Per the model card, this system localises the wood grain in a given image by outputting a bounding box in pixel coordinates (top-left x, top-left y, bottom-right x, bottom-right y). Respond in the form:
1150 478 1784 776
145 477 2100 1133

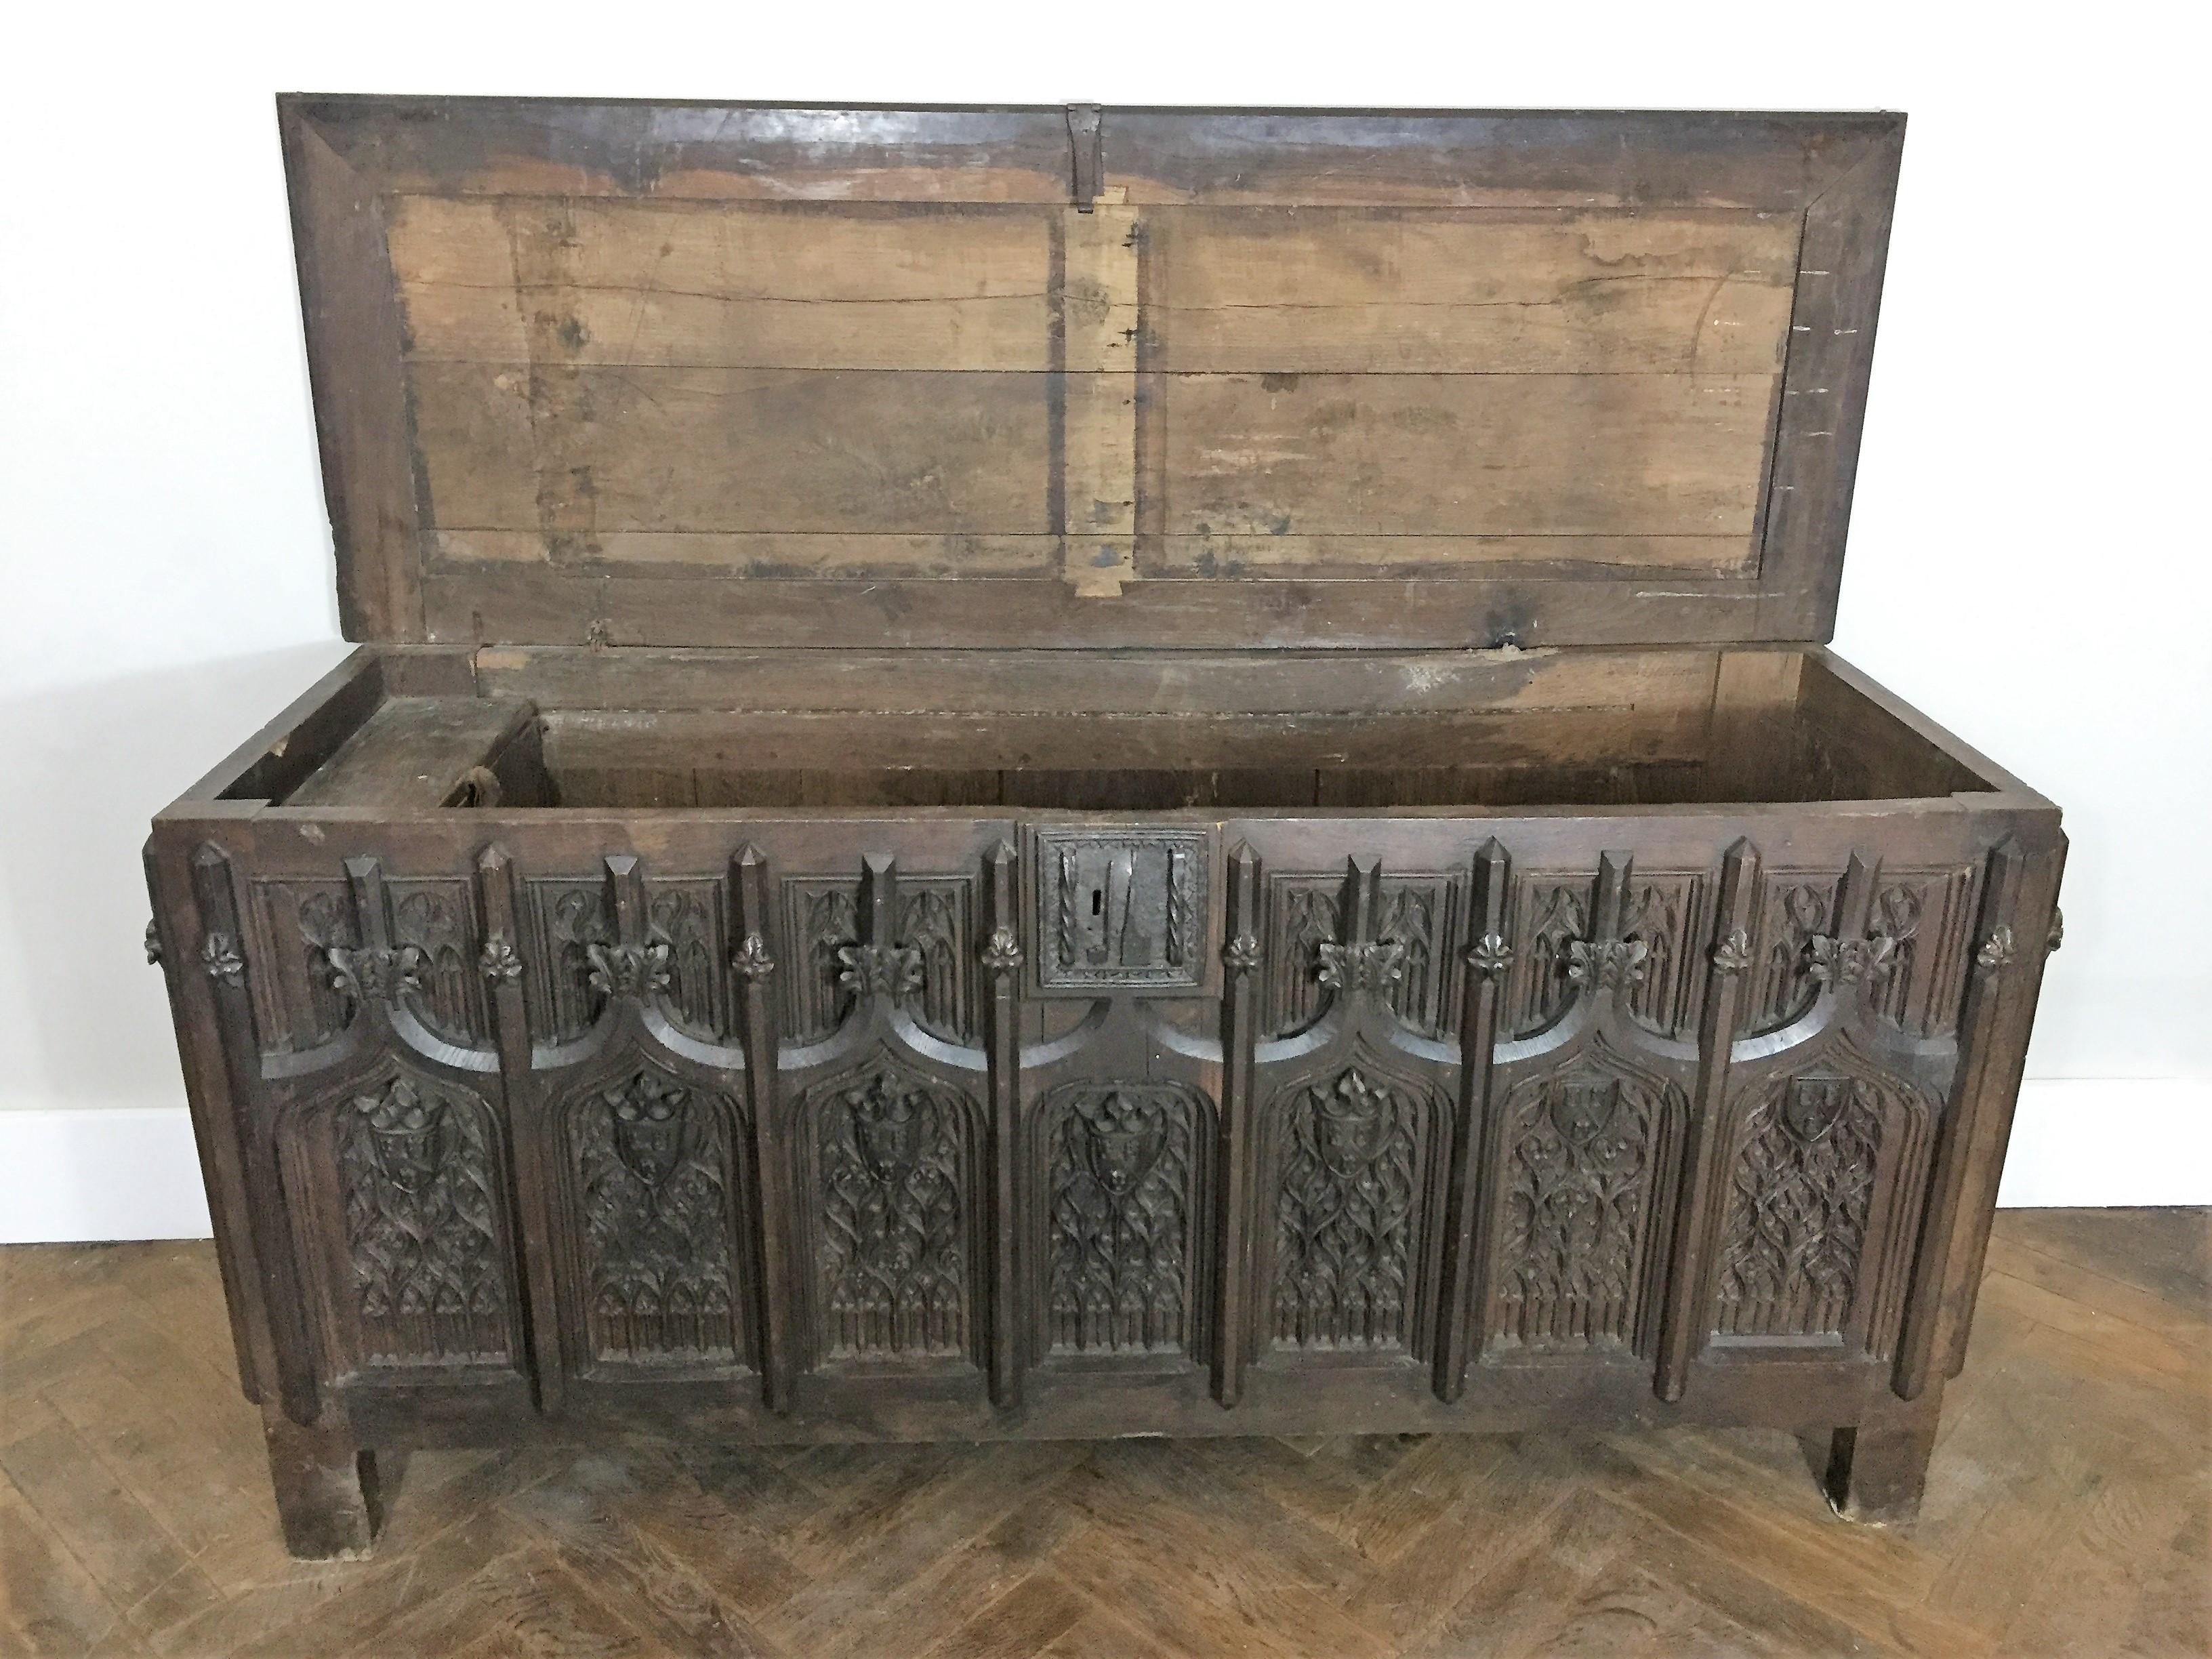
5 1215 2198 1657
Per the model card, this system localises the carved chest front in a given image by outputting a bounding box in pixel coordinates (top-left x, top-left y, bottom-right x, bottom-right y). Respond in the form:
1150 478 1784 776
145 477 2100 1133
145 97 2064 1557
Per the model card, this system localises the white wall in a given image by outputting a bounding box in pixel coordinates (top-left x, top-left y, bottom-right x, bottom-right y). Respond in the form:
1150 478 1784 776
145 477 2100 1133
2 0 2205 1238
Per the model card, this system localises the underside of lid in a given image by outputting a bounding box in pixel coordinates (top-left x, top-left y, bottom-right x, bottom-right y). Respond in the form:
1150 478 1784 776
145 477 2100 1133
279 98 1903 651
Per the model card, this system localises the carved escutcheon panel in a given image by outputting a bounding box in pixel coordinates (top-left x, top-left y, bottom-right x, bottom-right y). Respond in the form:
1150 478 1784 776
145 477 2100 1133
1031 828 1210 994
806 1061 982 1361
1267 1057 1443 1353
324 1073 514 1368
1040 1082 1210 1357
566 1066 747 1367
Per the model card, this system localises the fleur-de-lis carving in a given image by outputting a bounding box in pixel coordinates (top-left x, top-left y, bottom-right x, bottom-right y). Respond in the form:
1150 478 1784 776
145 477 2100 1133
1805 933 1898 988
199 931 244 985
1222 933 1263 975
731 932 777 983
586 941 672 999
1565 937 1648 989
979 926 1024 977
1316 937 1406 994
1975 926 2018 975
328 944 427 1002
837 942 924 999
478 933 524 985
144 920 163 966
1711 928 1754 975
1465 932 1513 981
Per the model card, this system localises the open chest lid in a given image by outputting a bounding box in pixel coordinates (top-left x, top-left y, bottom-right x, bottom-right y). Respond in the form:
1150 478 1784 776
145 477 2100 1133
281 96 1902 653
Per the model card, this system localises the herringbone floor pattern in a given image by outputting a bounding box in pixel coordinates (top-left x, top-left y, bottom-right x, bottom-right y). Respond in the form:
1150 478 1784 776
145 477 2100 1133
1 1210 2205 1658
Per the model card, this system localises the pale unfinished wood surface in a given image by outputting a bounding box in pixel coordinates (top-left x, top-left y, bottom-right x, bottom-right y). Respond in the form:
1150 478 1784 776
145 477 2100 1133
3 1210 2202 1657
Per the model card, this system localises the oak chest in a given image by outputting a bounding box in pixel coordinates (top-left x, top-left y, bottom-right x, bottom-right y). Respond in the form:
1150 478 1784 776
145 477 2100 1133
145 98 2065 1557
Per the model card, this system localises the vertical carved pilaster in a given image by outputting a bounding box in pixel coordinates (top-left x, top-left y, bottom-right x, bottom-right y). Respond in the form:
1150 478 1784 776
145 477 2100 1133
981 842 1023 1408
192 843 320 1427
1434 838 1511 1402
731 844 794 1412
1895 836 2033 1401
477 845 565 1413
1654 837 1761 1401
1212 843 1261 1408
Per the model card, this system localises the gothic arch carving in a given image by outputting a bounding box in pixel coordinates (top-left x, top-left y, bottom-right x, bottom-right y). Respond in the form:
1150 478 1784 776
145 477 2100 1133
1032 1080 1214 1359
1490 1036 1685 1354
798 1057 986 1365
554 1061 750 1369
1712 1035 1937 1357
1260 1046 1448 1356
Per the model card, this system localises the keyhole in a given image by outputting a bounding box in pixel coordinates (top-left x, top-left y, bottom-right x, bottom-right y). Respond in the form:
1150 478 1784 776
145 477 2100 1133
1091 888 1104 917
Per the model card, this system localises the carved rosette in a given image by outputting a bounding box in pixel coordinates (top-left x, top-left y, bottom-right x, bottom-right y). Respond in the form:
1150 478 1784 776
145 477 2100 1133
199 931 245 985
1465 933 1513 982
1711 928 1754 976
731 933 777 983
1042 1082 1204 1355
1223 933 1263 977
1975 926 2019 976
570 1069 742 1364
979 926 1024 979
330 1076 510 1366
479 933 525 985
809 1065 977 1359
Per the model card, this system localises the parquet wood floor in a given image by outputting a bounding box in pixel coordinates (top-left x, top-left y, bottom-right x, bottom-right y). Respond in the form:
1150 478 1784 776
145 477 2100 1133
2 1209 2205 1658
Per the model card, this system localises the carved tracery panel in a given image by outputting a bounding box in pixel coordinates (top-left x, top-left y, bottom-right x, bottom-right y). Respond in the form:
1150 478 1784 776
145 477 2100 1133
567 1067 745 1366
1491 1044 1682 1353
1040 1082 1208 1356
1261 874 1460 1038
1713 1045 1935 1353
807 1062 981 1361
1267 1057 1441 1353
327 1074 512 1367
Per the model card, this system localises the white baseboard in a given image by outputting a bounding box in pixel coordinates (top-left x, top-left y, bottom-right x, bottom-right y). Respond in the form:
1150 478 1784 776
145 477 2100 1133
1 1080 2205 1244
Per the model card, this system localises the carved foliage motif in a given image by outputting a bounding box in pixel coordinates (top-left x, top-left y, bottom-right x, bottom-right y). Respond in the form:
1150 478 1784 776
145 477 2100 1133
649 884 727 1038
1043 1084 1204 1355
1262 875 1460 1038
1493 1046 1678 1351
1714 1071 1885 1343
779 878 974 1042
1744 876 1841 1036
390 883 488 1043
527 881 613 1042
1270 1060 1435 1352
331 1076 510 1366
1504 876 1591 1037
571 1068 743 1364
811 1065 977 1359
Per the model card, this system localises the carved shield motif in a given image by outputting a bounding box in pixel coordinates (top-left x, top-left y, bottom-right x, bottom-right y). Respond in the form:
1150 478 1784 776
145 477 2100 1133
1314 1069 1393 1174
360 1080 450 1194
1782 1076 1851 1144
1549 1078 1622 1148
609 1076 691 1187
848 1073 925 1181
1078 1090 1168 1196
